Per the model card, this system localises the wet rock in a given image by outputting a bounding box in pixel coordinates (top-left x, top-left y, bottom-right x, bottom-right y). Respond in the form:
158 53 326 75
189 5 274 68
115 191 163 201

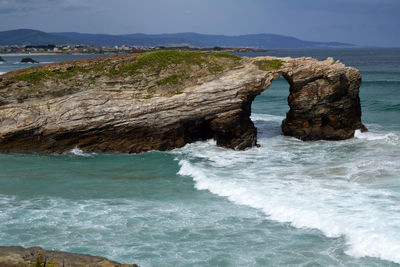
0 56 5 62
0 246 139 267
20 57 39 63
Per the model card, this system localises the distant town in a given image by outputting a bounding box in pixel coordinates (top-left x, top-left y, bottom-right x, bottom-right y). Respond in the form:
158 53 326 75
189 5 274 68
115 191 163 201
0 44 267 54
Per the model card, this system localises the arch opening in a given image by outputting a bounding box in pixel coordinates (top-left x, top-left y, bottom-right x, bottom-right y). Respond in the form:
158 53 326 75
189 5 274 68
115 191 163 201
250 76 290 139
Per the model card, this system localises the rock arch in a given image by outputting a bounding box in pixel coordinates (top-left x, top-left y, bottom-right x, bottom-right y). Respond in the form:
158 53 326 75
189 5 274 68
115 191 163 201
0 55 366 153
209 56 367 150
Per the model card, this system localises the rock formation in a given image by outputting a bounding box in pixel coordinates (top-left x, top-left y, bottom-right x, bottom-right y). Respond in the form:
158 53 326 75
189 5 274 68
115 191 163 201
0 56 5 62
281 57 367 140
0 246 138 266
20 57 39 63
0 51 366 153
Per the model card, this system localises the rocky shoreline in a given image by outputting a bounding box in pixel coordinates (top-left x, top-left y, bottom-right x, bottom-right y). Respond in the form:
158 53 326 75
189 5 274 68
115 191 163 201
0 51 366 153
0 246 138 266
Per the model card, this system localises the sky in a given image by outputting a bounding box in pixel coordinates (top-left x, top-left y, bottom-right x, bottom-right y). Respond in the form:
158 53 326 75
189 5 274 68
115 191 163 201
0 0 399 47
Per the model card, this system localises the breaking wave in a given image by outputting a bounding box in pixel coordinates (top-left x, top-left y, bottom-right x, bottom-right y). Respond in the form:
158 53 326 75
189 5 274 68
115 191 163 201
175 114 400 264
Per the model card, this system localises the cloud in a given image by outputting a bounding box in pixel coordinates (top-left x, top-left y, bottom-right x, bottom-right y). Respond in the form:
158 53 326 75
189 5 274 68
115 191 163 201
61 0 89 10
276 0 400 13
0 0 29 14
0 0 90 14
0 0 56 14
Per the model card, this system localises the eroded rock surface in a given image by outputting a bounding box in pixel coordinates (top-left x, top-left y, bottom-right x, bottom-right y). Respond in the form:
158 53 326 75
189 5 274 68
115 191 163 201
0 51 366 153
0 246 138 267
281 56 367 140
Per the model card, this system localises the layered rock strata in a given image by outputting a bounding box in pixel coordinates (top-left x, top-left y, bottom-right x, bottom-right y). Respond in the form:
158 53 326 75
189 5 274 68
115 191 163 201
0 246 138 266
0 51 366 153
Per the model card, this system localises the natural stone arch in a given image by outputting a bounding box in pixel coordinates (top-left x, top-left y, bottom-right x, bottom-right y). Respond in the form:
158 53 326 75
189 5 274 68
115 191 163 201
0 54 366 153
209 56 367 149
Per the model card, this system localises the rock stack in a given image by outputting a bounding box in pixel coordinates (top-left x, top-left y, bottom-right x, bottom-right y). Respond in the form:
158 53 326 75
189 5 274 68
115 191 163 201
20 57 39 63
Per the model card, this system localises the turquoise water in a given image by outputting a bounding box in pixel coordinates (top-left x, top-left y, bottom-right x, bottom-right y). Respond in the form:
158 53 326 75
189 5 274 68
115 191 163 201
0 49 400 266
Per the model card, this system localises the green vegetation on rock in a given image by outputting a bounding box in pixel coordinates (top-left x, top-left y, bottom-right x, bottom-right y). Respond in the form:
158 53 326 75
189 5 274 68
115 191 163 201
14 66 91 83
4 50 243 101
158 74 184 86
254 59 284 71
35 255 57 267
15 70 53 83
114 50 241 76
13 51 242 84
210 52 241 60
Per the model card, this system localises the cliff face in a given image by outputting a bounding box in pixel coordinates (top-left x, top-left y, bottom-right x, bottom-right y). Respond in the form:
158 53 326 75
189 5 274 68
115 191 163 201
0 51 366 153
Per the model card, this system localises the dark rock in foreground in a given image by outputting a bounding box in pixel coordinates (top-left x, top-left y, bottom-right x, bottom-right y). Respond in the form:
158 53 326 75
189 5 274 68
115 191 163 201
0 246 139 266
20 57 39 63
0 51 366 153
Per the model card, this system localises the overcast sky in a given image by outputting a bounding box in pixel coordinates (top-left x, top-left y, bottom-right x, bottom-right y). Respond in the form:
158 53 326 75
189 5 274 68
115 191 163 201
0 0 399 47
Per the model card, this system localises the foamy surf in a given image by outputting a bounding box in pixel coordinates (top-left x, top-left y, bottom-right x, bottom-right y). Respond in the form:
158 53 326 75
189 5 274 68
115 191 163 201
354 129 400 144
250 113 284 122
68 147 95 157
175 123 400 264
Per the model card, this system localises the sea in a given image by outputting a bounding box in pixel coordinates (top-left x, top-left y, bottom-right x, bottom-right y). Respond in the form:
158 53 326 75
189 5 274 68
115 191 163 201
0 49 399 266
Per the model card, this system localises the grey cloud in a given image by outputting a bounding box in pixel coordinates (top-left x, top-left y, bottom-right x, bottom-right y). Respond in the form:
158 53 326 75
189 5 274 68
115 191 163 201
277 0 400 12
0 0 56 14
61 0 90 10
0 0 83 14
0 0 29 14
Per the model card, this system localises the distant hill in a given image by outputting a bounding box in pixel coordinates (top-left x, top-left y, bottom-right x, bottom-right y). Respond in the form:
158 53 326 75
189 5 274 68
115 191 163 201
0 29 77 45
0 29 355 48
52 32 355 48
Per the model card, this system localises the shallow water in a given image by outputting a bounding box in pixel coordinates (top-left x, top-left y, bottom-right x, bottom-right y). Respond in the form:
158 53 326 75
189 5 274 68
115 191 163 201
0 49 399 266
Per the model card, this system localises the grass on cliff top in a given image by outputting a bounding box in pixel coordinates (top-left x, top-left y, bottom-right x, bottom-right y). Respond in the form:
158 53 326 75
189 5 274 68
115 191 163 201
14 70 52 83
14 66 90 83
113 50 241 76
254 59 284 71
12 50 242 84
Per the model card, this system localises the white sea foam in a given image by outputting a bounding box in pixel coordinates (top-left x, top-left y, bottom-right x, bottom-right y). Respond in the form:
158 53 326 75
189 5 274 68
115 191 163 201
68 147 94 157
0 72 4 75
250 113 284 122
355 129 400 143
175 124 400 264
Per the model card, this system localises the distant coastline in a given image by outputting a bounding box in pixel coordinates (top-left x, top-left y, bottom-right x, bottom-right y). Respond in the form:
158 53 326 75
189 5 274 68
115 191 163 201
0 29 355 49
0 46 268 55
